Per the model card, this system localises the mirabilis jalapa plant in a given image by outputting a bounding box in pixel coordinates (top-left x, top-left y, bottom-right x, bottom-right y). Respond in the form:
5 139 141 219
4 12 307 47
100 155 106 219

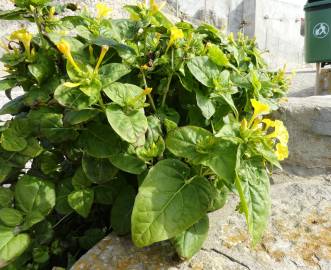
0 0 289 268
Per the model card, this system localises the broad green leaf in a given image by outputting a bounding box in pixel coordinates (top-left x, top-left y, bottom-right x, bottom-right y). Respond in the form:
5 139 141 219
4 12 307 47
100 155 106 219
0 227 30 264
68 189 94 218
99 63 131 86
187 56 220 87
35 151 62 175
0 159 13 184
103 82 145 109
0 208 23 227
172 215 209 259
28 53 53 83
0 8 26 20
32 246 49 264
63 109 99 125
32 221 53 245
54 84 91 110
0 188 13 208
72 166 92 190
79 122 121 158
109 153 146 175
79 79 101 102
55 179 73 215
78 228 105 250
0 79 16 91
106 104 147 145
203 142 237 187
0 96 26 115
94 180 126 205
111 185 136 235
15 175 55 228
82 153 118 184
20 138 43 158
207 44 230 67
209 184 228 212
166 126 215 164
1 129 27 152
132 159 212 247
235 158 271 245
195 89 215 119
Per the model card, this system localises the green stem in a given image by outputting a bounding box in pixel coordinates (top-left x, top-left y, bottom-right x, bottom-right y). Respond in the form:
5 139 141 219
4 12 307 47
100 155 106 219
161 73 173 107
141 71 156 112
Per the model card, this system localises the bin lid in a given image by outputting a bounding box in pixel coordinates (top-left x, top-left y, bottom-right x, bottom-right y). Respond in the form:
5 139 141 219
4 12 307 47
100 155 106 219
305 0 331 10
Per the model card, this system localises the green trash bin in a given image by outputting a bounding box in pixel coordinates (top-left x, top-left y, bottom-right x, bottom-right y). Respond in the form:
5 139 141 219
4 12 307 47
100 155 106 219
305 0 331 63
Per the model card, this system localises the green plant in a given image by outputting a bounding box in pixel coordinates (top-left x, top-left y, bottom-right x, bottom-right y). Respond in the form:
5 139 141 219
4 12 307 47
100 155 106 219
0 0 289 268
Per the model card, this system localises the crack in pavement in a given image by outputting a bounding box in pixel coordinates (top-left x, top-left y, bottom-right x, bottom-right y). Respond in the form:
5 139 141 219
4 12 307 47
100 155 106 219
202 248 251 270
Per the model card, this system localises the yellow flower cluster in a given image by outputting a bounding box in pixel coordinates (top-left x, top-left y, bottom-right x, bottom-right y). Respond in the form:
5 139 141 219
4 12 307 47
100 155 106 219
96 3 112 19
10 29 33 56
249 99 289 161
150 0 166 14
56 40 81 72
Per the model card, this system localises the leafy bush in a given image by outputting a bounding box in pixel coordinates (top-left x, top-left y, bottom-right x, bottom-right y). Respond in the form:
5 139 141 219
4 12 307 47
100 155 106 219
0 0 289 268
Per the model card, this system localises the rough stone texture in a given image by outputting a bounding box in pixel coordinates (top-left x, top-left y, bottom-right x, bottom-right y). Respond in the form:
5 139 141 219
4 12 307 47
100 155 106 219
71 175 331 270
274 96 331 175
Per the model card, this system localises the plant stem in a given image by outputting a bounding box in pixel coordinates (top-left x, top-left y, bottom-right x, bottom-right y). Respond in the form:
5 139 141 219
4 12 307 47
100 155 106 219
161 73 172 107
141 71 156 112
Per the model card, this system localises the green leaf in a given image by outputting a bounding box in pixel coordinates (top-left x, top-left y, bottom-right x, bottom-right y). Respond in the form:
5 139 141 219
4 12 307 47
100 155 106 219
187 56 220 87
68 189 94 218
195 89 215 119
209 183 228 212
109 152 146 175
166 126 215 164
0 159 13 184
131 159 212 247
0 208 23 227
79 122 121 158
54 84 91 110
0 188 13 208
72 166 92 190
203 142 237 187
235 158 271 245
207 44 230 67
0 79 16 91
0 227 30 264
1 128 27 152
15 175 56 228
94 180 126 205
28 53 53 84
172 215 209 259
20 138 43 158
55 179 73 215
111 185 136 235
63 109 99 125
32 246 49 264
99 63 131 86
106 104 147 145
103 82 145 109
0 96 26 115
78 228 105 250
0 8 26 20
82 153 118 184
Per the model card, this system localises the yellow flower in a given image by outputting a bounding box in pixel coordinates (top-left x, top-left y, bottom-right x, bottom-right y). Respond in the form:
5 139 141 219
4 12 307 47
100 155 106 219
150 0 166 14
251 99 270 116
275 143 288 161
273 120 289 145
49 6 56 19
143 87 153 95
56 40 81 72
94 45 109 73
10 29 33 56
262 118 275 130
166 26 184 52
96 3 112 19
